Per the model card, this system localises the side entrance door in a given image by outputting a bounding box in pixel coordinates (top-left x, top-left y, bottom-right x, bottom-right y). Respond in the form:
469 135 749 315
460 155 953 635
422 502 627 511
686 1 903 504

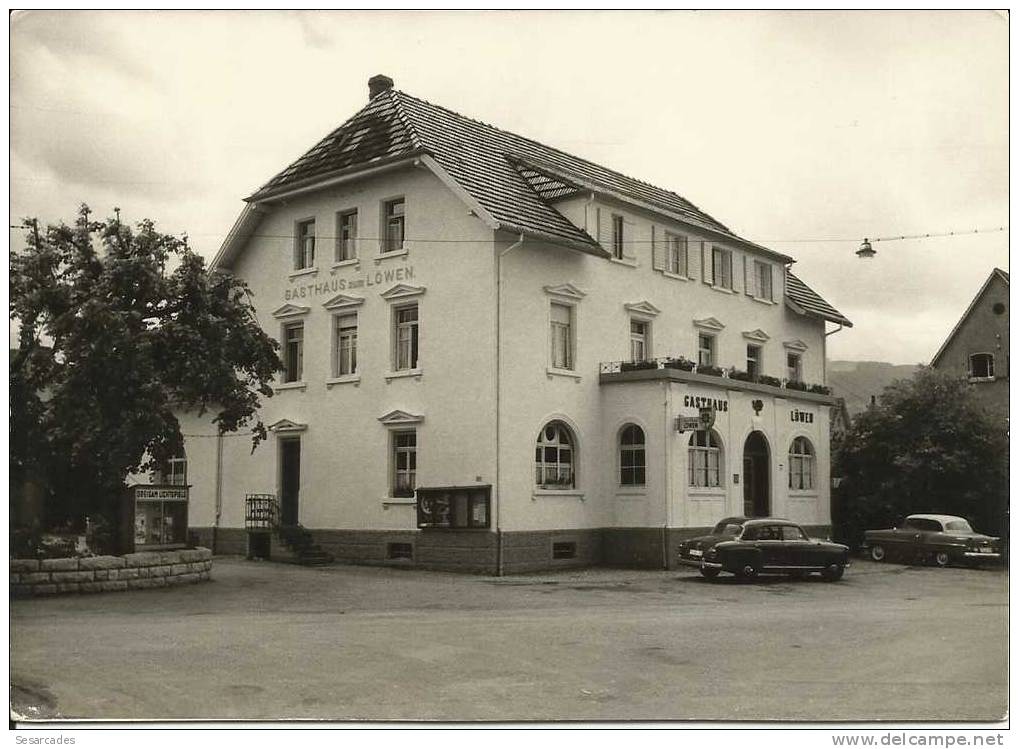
279 438 301 526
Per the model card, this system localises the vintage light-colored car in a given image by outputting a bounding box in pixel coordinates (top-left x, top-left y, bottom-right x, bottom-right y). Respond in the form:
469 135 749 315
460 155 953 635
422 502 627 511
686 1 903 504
677 517 850 581
863 514 1002 567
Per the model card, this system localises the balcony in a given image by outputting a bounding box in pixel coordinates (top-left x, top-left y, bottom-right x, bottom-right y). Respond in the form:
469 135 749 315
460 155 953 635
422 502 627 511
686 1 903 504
599 357 837 405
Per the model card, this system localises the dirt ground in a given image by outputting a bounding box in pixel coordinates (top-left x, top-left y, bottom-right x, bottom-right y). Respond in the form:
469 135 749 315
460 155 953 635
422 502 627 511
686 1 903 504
10 557 1008 723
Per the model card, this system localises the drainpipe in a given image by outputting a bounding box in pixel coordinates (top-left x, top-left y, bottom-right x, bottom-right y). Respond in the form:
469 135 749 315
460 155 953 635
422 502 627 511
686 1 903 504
213 431 223 554
495 233 526 577
662 380 672 570
823 324 844 386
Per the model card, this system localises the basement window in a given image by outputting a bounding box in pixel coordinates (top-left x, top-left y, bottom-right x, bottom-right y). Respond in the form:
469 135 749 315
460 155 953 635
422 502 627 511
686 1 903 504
552 541 577 560
387 542 413 560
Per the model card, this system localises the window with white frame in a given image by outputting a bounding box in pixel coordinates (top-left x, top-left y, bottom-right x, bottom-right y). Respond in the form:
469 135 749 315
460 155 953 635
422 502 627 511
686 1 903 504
712 247 733 289
698 333 715 367
394 304 419 370
154 447 187 486
969 353 995 379
283 322 304 382
666 232 688 276
392 430 417 497
550 302 574 370
383 198 405 253
688 430 723 488
787 352 802 383
336 209 358 262
755 260 773 300
333 313 358 376
535 421 576 489
619 424 646 486
611 214 625 259
746 344 762 379
295 219 315 270
630 319 649 362
788 436 815 490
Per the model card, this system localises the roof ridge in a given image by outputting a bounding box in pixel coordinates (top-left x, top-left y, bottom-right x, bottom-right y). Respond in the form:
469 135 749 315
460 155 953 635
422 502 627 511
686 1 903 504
393 89 731 233
388 89 426 152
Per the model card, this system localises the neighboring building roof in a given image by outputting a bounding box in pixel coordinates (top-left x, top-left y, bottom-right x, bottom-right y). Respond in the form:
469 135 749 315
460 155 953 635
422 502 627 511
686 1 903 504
784 270 853 327
930 267 1009 367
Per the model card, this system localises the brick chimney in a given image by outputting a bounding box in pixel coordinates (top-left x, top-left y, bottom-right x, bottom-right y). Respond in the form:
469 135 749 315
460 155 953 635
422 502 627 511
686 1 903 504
369 74 394 99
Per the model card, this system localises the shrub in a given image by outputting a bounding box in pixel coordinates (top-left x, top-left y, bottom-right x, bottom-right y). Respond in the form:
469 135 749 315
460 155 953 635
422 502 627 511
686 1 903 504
697 364 724 377
785 380 808 391
758 375 782 387
809 383 832 395
727 368 755 382
663 357 696 371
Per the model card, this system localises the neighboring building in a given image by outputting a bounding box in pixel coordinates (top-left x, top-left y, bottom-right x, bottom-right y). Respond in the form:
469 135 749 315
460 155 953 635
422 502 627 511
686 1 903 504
173 75 852 573
930 268 1009 419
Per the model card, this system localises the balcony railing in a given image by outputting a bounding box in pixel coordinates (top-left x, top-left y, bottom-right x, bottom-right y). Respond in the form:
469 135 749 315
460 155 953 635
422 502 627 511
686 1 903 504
245 493 279 531
599 357 832 396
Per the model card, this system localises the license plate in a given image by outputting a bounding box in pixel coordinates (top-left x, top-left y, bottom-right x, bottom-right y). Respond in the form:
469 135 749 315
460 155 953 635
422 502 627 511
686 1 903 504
980 547 993 553
689 549 703 558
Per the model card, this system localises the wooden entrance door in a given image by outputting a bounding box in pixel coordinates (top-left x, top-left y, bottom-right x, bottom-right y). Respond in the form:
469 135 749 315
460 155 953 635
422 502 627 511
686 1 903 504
279 439 301 526
742 431 770 517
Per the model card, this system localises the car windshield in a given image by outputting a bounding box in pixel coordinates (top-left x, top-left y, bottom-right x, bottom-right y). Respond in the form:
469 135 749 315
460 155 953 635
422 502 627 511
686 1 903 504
712 521 744 536
944 520 973 533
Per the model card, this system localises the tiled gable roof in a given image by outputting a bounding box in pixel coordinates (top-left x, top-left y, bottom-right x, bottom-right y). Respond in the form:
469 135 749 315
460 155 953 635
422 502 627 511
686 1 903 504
250 89 755 253
785 271 853 327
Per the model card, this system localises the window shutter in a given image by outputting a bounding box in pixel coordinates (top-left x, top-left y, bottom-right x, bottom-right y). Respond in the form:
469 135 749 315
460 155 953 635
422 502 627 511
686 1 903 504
595 208 602 245
622 217 637 262
652 226 665 271
701 242 713 285
731 252 742 293
743 255 753 297
768 264 776 302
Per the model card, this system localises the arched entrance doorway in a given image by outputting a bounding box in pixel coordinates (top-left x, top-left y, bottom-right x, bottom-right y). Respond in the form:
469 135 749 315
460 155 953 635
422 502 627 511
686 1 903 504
742 431 770 517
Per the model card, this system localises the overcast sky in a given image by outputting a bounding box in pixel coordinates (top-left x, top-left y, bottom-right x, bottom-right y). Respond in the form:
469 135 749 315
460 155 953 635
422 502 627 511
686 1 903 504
10 10 1008 364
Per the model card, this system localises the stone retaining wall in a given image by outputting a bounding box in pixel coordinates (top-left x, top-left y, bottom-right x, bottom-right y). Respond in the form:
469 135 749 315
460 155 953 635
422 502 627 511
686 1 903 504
10 547 212 597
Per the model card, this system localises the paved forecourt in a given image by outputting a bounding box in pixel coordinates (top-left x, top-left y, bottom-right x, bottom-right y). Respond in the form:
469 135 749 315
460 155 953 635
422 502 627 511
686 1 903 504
10 557 1007 722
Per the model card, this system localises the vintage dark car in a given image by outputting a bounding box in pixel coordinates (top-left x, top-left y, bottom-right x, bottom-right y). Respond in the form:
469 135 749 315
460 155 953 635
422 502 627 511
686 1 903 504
677 517 850 581
863 514 1002 567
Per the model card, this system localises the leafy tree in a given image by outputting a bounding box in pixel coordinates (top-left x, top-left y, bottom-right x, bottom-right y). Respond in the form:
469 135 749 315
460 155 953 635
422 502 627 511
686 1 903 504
10 205 282 530
832 367 1008 549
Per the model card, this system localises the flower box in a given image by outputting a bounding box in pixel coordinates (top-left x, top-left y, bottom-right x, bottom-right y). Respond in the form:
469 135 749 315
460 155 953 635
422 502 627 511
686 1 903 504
758 375 782 387
621 359 660 372
663 357 696 371
785 380 808 391
697 364 724 377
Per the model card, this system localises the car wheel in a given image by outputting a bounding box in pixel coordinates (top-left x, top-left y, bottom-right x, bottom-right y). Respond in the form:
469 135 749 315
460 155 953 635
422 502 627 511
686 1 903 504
933 551 950 567
699 567 720 579
869 545 886 562
821 563 845 582
738 563 759 579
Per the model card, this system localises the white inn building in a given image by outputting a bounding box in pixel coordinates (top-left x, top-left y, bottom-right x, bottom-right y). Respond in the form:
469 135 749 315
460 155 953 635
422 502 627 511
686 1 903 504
173 75 852 573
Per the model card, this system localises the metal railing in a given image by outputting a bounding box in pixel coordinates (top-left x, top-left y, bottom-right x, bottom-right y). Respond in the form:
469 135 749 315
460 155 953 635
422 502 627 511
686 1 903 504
245 493 279 531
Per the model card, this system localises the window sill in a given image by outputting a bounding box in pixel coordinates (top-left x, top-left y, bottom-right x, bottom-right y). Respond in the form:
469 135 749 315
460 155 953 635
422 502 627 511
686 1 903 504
330 259 359 272
687 488 726 498
616 489 647 498
381 497 417 507
661 270 691 281
968 376 996 383
532 489 585 501
547 367 582 381
750 295 777 305
609 257 638 268
326 375 361 388
274 381 307 392
386 368 423 381
709 284 735 294
288 267 319 281
788 490 819 498
373 249 408 263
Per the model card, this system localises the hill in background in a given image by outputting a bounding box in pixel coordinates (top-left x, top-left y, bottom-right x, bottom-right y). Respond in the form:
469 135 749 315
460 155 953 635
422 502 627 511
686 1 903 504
827 360 921 415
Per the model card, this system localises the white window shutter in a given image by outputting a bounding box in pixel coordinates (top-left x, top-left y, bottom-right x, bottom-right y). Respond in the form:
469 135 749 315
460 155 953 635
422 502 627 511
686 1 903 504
622 217 637 262
743 255 753 296
769 264 776 302
701 242 713 285
732 252 742 293
651 226 665 271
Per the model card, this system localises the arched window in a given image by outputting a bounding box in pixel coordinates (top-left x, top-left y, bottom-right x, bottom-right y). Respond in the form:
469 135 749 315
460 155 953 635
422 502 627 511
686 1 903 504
788 437 815 490
535 421 575 489
619 424 646 486
969 353 995 379
688 430 723 488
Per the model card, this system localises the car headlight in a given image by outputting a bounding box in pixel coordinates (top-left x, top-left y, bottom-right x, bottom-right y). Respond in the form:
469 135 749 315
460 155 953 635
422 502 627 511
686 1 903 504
705 548 717 560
